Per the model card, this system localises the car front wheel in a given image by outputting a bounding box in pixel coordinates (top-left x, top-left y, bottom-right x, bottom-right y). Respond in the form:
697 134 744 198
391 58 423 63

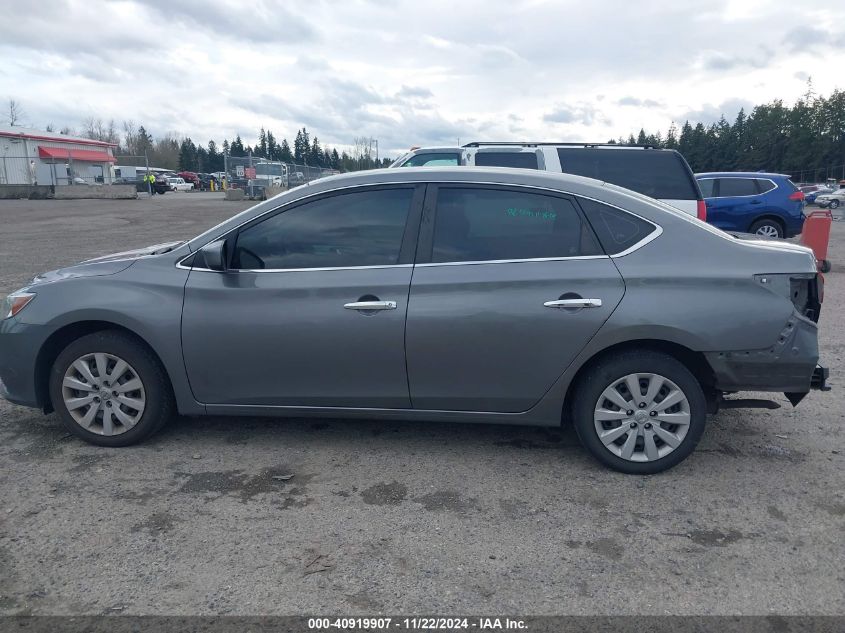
571 350 707 474
49 331 174 447
830 199 840 209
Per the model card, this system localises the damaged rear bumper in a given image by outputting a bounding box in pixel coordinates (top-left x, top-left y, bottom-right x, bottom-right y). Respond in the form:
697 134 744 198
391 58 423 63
704 311 827 406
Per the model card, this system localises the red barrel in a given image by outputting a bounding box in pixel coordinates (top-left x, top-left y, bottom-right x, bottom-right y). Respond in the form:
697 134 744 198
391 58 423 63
800 209 833 272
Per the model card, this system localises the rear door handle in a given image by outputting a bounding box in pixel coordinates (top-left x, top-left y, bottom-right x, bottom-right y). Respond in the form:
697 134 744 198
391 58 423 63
344 301 397 311
750 199 762 204
544 299 602 309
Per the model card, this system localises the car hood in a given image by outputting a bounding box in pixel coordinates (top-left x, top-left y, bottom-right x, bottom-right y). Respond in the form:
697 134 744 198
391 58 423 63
81 240 185 264
29 241 184 286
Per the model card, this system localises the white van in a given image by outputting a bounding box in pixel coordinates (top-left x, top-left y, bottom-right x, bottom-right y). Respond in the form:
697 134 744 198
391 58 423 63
390 142 706 219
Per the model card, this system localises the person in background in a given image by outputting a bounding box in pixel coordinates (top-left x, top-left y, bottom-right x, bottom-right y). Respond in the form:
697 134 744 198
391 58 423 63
145 171 156 195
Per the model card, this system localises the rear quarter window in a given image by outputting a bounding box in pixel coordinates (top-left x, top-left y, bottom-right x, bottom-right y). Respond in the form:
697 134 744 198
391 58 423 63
577 197 658 255
697 178 715 197
474 152 539 169
755 179 776 194
557 148 699 200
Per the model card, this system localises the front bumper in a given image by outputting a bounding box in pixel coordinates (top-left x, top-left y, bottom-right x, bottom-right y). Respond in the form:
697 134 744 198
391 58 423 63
0 318 51 408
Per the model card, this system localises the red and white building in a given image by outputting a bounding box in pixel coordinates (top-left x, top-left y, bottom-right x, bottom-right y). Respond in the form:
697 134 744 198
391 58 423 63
0 126 117 186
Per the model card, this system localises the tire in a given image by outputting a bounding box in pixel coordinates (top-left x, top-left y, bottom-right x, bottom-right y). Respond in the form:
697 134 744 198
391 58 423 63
749 218 784 239
49 331 174 447
820 259 832 273
571 350 707 474
830 199 840 209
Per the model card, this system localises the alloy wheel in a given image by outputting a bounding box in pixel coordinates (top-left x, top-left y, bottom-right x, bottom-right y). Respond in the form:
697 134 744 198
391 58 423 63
593 372 691 463
755 224 780 238
61 352 146 436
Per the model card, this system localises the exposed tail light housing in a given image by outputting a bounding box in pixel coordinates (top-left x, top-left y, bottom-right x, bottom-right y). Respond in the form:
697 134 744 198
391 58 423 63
789 191 805 201
697 199 707 221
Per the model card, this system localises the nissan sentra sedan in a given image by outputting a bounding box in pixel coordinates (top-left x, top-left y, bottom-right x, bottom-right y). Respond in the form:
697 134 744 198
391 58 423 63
0 167 829 474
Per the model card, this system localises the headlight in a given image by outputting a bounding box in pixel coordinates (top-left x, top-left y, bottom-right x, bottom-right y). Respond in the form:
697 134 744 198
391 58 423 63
2 291 36 319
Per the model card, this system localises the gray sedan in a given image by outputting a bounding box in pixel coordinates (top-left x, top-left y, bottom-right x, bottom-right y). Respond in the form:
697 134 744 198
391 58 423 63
0 168 828 473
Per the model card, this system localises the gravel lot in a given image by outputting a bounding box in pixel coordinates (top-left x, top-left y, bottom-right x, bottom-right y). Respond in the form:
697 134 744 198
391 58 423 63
1 193 843 616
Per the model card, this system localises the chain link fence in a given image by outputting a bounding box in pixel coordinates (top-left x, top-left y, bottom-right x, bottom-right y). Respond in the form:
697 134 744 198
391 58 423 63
791 164 845 186
224 155 339 198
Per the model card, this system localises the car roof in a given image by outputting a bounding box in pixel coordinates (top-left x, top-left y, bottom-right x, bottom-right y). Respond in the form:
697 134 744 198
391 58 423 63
297 166 609 193
696 171 792 179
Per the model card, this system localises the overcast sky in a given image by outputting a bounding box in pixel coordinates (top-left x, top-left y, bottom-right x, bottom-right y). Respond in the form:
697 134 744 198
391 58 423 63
4 0 845 156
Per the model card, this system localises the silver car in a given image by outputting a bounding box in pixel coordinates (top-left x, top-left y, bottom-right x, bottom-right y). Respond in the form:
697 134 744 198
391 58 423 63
0 168 828 474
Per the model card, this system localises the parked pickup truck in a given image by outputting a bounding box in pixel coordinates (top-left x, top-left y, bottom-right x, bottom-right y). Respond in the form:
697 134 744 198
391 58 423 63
167 177 194 192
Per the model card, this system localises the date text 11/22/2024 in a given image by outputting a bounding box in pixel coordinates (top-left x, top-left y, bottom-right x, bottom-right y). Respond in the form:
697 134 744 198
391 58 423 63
308 617 528 630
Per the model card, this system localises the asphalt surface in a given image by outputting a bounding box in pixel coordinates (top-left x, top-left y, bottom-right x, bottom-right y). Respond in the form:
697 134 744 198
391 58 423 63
0 193 843 616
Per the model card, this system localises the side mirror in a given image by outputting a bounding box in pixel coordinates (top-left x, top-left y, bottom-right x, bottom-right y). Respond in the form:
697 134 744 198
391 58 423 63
199 239 227 271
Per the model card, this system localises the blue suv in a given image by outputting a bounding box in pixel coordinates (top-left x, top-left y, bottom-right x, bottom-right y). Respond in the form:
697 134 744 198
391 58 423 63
695 172 805 238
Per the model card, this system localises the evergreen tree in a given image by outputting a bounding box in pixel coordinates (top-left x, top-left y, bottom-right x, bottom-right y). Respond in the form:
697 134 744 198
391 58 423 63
230 135 245 157
310 136 323 167
665 122 678 149
179 138 198 171
258 127 267 158
279 139 293 163
207 140 220 172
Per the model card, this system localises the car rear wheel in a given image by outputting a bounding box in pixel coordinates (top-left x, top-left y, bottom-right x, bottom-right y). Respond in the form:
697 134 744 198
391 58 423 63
749 218 783 239
571 350 707 474
49 331 174 447
830 199 840 209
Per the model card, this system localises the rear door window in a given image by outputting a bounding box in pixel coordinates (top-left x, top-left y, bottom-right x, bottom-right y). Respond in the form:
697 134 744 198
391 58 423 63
474 152 539 169
556 148 698 200
718 178 757 197
577 197 658 255
430 187 602 263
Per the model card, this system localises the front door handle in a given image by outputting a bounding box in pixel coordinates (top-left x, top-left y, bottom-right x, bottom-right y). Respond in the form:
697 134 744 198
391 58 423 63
544 298 602 309
344 300 397 311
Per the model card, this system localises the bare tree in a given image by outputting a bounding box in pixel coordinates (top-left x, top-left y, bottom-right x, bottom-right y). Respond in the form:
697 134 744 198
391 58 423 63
7 99 24 126
122 120 138 155
83 117 120 144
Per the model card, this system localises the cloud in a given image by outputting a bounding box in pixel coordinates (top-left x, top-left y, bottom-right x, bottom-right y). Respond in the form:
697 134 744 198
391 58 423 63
135 0 317 44
543 103 610 126
617 96 663 108
782 26 845 53
676 98 756 125
396 85 433 100
4 0 845 157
